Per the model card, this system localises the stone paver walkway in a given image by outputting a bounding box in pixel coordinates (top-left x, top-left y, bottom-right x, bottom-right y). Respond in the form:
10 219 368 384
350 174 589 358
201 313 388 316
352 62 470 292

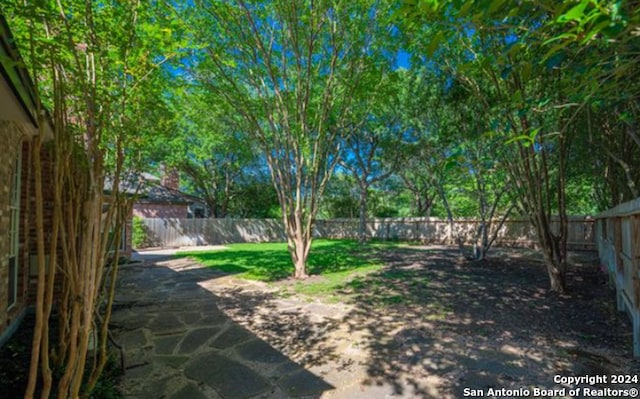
111 254 334 399
113 248 638 399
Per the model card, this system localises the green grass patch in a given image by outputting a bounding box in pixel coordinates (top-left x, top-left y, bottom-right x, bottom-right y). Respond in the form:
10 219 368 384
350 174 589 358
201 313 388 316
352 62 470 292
177 239 400 283
291 264 381 301
176 239 440 302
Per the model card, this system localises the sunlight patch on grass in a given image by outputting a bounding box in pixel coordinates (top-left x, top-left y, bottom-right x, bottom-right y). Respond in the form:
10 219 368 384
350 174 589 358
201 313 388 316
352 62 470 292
291 264 382 302
177 239 398 284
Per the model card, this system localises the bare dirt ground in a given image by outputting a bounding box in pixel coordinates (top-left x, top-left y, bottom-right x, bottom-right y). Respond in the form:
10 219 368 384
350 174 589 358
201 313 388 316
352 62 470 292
202 246 639 398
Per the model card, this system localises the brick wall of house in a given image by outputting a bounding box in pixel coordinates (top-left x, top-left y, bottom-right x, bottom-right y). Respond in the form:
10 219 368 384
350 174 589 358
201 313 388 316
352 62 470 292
17 142 32 319
133 203 189 219
0 121 27 342
0 124 57 346
23 142 55 305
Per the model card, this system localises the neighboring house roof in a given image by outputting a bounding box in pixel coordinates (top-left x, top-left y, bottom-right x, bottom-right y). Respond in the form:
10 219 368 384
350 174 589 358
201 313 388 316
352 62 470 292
136 183 204 206
0 14 53 138
104 173 146 197
140 172 160 182
105 173 205 206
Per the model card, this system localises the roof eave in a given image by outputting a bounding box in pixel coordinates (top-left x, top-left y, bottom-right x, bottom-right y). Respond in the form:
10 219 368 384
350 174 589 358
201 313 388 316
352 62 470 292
0 14 53 139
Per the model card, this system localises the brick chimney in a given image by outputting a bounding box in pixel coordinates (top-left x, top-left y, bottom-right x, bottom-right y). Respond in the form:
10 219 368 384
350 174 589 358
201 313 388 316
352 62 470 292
160 165 180 190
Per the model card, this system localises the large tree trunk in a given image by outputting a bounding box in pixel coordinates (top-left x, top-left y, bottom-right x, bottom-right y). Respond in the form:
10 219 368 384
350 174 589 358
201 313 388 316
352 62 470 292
292 242 309 279
505 112 570 293
437 183 465 256
358 185 368 243
285 210 311 279
543 241 567 293
525 211 569 294
531 209 568 293
205 195 218 218
546 261 566 292
472 222 488 261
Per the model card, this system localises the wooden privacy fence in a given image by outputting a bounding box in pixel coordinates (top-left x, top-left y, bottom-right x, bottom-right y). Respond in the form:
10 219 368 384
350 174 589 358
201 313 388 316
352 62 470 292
139 218 286 248
138 216 595 250
314 216 594 249
595 198 640 357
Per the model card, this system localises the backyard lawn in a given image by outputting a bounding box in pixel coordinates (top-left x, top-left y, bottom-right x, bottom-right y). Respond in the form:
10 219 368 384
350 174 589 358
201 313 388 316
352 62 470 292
178 239 403 299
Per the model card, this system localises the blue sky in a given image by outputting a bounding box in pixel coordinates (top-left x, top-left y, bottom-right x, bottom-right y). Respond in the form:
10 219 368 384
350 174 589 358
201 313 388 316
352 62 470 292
395 50 411 70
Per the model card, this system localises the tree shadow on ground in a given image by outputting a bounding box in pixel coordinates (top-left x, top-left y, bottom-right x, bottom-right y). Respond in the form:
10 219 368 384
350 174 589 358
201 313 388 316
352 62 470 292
129 246 639 399
111 256 335 399
209 286 345 368
335 247 638 398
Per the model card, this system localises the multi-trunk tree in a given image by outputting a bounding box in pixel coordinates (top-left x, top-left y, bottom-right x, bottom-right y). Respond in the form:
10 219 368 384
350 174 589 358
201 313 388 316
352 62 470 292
397 0 640 290
3 1 181 396
187 0 389 278
398 2 576 289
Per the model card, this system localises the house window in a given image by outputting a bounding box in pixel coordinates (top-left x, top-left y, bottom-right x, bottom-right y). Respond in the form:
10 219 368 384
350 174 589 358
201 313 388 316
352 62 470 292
8 149 21 309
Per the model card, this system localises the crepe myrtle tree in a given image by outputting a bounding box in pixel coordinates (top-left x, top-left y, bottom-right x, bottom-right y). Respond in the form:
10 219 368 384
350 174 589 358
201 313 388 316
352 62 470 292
189 0 389 278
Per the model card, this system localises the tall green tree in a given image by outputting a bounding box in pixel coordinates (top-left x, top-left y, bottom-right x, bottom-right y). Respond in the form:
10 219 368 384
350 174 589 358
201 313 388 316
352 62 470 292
395 70 473 249
3 1 182 396
339 72 405 242
401 0 640 208
164 87 262 218
320 172 360 218
187 0 389 277
399 2 580 289
440 74 516 260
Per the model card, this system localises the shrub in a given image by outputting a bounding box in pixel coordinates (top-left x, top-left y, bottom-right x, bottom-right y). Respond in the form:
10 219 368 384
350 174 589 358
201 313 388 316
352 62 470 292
131 216 147 249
